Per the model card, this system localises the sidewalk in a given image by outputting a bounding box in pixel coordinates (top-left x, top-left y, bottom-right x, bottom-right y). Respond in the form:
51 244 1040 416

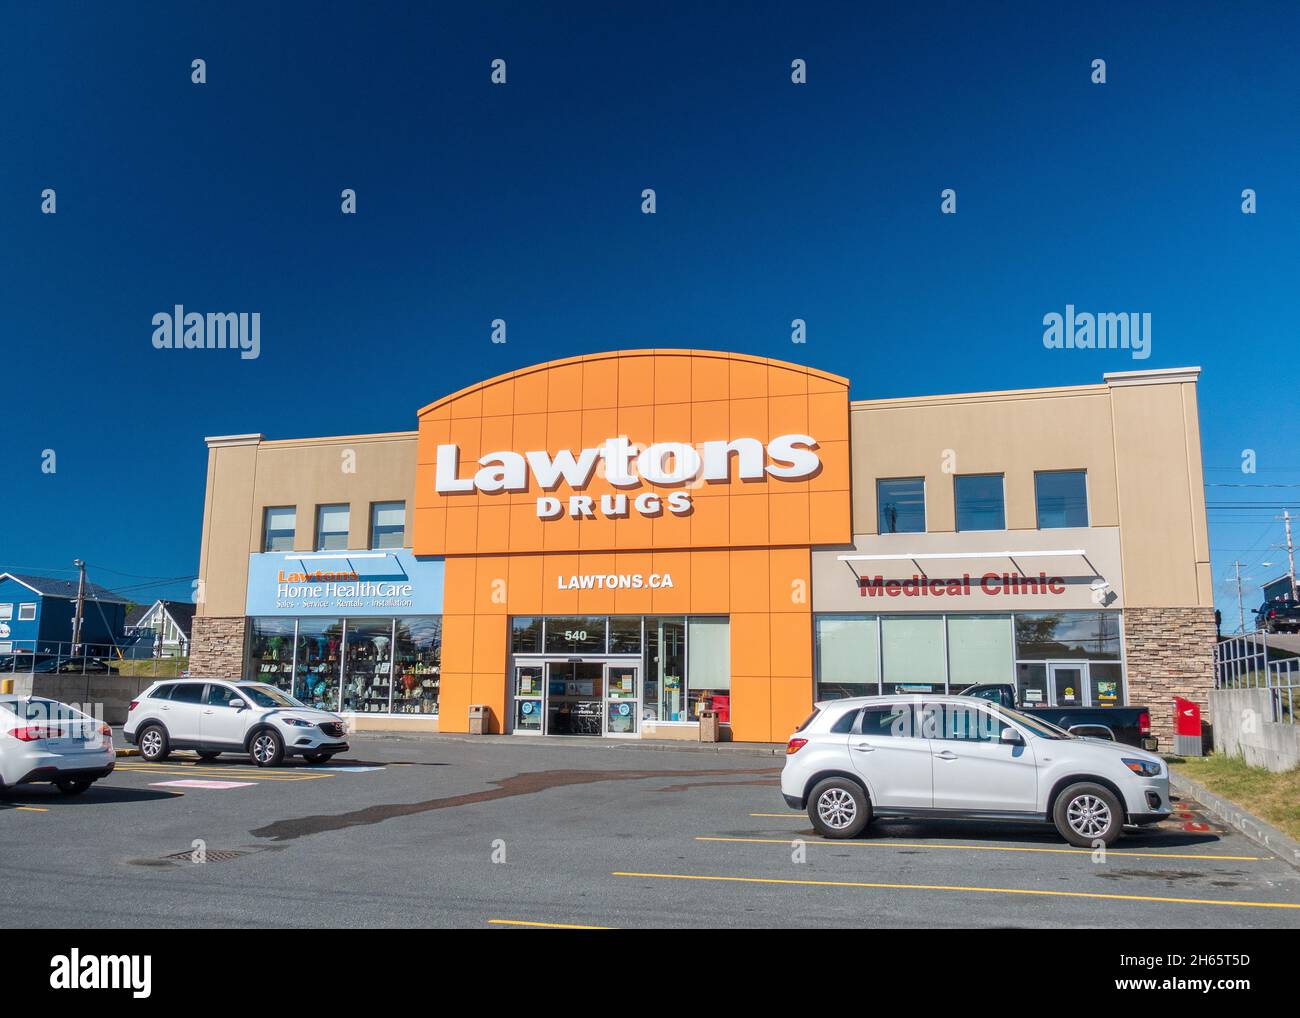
353 730 790 757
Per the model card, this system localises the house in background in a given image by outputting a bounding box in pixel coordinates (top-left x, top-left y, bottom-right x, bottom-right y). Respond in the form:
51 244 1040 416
124 599 195 658
0 572 128 654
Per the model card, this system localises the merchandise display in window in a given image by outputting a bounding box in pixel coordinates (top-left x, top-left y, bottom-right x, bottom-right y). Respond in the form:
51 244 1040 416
393 617 441 714
293 619 343 711
342 619 394 712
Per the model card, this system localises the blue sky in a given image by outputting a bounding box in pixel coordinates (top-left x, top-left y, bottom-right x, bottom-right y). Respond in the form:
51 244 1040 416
1 1 1296 615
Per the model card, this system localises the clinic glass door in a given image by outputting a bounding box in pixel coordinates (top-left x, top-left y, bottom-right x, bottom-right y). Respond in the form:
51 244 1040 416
1048 662 1087 707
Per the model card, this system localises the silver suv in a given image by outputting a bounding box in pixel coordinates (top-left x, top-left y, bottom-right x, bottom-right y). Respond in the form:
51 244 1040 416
124 680 349 767
781 695 1170 846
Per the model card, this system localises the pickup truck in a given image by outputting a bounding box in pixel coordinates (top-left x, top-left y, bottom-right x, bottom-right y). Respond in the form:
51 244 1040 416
1255 597 1300 634
957 683 1157 752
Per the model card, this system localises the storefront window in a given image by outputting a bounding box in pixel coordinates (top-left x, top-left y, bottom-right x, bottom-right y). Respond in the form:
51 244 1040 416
1014 611 1120 660
945 614 1012 689
1017 662 1049 706
686 616 730 722
245 618 296 693
1089 661 1123 706
544 617 606 654
294 618 343 710
815 615 879 699
393 617 440 714
342 619 393 713
881 615 946 694
643 616 685 721
608 616 642 654
511 616 542 654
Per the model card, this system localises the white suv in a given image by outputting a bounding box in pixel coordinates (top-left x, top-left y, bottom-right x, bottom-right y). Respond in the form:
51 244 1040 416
781 695 1170 846
124 680 349 767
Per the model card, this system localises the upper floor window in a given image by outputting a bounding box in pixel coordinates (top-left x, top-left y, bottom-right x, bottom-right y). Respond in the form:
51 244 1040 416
0 604 11 621
1035 470 1089 528
263 507 296 552
954 473 1006 531
17 603 36 622
370 501 407 549
315 504 350 551
877 478 925 534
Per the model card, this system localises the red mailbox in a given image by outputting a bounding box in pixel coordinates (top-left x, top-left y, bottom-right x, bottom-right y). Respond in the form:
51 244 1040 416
1173 697 1202 756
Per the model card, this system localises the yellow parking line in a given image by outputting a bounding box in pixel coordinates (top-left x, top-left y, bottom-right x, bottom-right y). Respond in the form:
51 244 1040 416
488 919 613 929
750 812 804 817
699 836 1262 862
613 871 1300 910
14 806 48 813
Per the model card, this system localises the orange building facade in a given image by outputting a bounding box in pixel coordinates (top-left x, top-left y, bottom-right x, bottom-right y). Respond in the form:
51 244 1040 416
413 350 852 743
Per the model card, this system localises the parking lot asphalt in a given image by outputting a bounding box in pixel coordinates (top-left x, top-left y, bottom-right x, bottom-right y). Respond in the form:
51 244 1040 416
3 733 1299 929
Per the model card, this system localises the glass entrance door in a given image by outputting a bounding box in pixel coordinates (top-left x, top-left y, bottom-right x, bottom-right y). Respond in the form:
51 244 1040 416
1049 662 1086 706
605 663 639 736
512 664 543 733
545 661 605 736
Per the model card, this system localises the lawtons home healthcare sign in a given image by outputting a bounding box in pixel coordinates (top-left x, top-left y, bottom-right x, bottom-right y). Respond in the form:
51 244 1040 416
245 550 445 617
411 351 854 557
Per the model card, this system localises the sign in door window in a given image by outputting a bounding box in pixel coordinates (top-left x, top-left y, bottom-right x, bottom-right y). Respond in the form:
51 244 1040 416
1051 664 1084 706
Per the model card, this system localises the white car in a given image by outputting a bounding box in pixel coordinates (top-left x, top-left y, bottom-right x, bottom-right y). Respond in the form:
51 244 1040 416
781 695 1170 846
0 694 116 794
123 680 349 767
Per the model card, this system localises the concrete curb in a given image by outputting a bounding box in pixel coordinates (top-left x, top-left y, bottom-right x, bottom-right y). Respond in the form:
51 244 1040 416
1169 769 1300 872
349 731 789 758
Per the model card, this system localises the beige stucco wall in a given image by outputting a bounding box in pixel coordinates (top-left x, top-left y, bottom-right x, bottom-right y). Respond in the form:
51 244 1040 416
848 368 1209 609
196 432 418 618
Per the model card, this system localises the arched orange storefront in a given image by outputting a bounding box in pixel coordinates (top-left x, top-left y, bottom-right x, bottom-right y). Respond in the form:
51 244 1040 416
412 349 851 743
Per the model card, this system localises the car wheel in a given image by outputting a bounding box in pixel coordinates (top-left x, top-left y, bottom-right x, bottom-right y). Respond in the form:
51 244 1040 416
56 778 92 795
249 729 284 768
138 724 170 762
196 751 220 761
1054 782 1123 847
807 777 871 839
302 752 333 765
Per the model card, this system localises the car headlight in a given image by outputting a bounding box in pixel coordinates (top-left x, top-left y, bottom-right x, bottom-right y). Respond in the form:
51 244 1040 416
281 717 314 728
1122 758 1161 777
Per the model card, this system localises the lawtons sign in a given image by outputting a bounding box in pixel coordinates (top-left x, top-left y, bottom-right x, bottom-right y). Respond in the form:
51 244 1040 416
435 434 820 519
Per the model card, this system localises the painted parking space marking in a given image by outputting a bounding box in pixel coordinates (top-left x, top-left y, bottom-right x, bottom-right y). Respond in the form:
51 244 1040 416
310 765 386 773
1 805 50 813
488 919 613 929
114 765 327 782
699 835 1262 862
613 872 1300 910
150 779 257 790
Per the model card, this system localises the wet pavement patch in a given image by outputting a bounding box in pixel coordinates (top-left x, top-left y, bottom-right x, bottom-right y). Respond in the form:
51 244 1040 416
250 766 779 842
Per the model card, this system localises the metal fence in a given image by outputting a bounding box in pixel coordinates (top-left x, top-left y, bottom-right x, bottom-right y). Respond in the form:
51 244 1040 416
0 639 189 681
1214 630 1299 724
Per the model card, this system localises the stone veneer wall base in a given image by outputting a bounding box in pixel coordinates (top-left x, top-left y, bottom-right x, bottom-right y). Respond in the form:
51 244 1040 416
189 616 248 679
1122 606 1216 750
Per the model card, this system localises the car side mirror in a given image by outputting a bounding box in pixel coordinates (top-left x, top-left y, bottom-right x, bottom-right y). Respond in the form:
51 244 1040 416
229 699 247 710
1000 727 1024 745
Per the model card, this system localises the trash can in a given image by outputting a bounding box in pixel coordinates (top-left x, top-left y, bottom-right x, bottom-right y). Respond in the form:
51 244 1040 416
469 704 489 735
698 709 720 743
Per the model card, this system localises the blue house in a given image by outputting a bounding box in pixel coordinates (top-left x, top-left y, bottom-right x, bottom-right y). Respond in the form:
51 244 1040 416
0 573 129 656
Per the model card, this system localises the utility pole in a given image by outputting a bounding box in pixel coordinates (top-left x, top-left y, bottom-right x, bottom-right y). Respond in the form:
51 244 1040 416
1231 560 1246 634
1285 509 1297 600
71 559 86 652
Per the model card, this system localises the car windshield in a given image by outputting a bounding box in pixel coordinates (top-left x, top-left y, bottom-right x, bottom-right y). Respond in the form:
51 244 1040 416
993 704 1071 740
239 685 303 709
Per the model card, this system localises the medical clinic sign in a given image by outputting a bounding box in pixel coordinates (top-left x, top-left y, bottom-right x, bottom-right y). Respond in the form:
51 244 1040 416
860 572 1068 599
